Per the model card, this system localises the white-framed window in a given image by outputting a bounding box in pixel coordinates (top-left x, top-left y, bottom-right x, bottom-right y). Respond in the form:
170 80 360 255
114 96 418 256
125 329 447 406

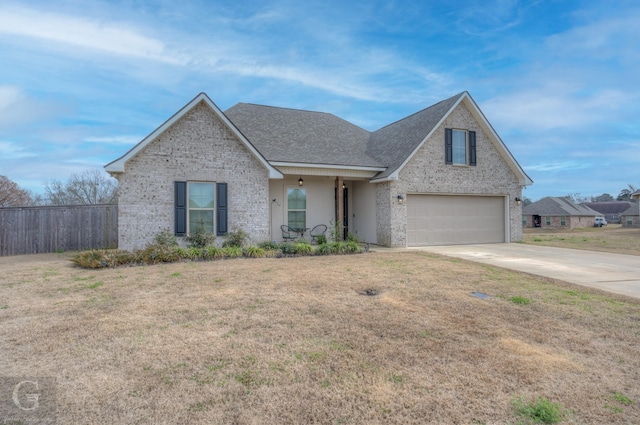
287 187 307 230
627 217 633 225
188 182 215 234
560 216 566 226
545 216 551 226
522 216 527 226
452 129 467 165
445 128 476 166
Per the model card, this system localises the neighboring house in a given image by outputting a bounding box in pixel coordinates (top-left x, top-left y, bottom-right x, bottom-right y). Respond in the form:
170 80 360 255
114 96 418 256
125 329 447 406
582 201 632 224
523 197 599 229
620 202 640 228
105 91 532 251
631 190 640 200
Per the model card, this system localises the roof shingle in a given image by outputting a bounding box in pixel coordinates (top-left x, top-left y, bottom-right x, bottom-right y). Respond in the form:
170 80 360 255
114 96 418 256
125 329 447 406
523 197 599 216
224 103 382 168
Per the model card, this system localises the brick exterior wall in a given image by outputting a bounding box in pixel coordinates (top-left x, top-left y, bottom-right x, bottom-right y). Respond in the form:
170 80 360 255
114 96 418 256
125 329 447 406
524 215 596 229
622 216 640 228
115 101 270 251
379 102 524 246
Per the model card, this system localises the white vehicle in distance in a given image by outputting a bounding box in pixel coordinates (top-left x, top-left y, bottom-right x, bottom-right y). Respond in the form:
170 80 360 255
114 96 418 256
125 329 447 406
594 216 607 227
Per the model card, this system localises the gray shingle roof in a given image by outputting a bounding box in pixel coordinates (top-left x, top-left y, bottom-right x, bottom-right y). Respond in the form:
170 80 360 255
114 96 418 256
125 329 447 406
621 202 640 216
582 202 633 215
523 197 599 216
224 103 383 168
224 93 465 176
368 93 465 179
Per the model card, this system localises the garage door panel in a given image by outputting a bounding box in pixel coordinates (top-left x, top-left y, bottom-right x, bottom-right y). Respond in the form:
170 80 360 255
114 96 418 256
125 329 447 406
407 195 505 246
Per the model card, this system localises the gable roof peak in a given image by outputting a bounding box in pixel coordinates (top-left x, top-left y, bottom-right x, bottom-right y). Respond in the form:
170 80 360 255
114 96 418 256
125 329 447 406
373 92 467 133
105 92 282 178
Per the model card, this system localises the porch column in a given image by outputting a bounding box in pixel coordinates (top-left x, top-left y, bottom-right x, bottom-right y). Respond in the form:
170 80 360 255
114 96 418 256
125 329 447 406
336 176 344 240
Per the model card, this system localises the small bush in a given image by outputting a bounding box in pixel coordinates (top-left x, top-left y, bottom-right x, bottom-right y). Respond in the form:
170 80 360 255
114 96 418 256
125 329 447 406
346 232 358 243
244 245 267 258
512 396 565 424
329 241 347 254
329 219 343 242
279 242 297 255
154 229 178 247
186 226 216 248
222 246 243 258
203 246 224 259
258 240 279 250
184 247 204 260
294 242 314 255
315 243 331 255
315 234 327 245
344 240 363 253
222 228 249 248
173 247 189 258
70 249 132 268
135 245 181 264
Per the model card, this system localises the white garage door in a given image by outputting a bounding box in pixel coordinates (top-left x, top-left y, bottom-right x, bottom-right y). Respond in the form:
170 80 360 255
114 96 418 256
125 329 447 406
407 195 505 246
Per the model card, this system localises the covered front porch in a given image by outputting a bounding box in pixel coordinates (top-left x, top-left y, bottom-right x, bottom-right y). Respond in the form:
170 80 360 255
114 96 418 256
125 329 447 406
268 165 384 244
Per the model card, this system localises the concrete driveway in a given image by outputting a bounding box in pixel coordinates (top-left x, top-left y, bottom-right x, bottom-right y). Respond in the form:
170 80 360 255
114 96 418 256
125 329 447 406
413 244 640 299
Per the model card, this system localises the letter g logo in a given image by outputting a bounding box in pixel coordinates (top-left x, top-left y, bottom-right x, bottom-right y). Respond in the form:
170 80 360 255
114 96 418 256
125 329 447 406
12 380 40 411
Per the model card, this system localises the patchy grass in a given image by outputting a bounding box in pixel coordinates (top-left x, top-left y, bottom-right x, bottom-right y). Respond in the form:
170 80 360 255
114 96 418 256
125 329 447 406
1 251 639 424
523 224 640 255
512 396 567 424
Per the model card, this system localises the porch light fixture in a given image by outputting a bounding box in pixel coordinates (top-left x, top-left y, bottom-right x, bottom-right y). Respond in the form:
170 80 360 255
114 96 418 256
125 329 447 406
515 197 522 206
298 177 304 186
397 195 404 204
342 182 346 189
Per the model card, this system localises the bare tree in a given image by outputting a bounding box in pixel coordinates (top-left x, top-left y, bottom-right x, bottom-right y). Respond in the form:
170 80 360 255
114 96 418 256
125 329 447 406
45 169 118 205
565 193 589 204
0 175 34 207
617 184 638 201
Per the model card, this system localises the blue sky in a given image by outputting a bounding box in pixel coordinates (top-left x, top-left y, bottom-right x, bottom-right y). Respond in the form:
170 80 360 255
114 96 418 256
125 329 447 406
0 0 638 201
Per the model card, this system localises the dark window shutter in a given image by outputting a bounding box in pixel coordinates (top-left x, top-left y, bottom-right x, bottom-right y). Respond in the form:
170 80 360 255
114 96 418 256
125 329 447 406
445 128 453 164
469 131 476 166
175 181 187 236
216 182 228 236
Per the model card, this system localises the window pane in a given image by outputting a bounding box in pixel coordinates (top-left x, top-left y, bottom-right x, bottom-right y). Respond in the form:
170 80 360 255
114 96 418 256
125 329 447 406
288 211 306 229
452 130 466 164
189 210 214 234
189 183 214 208
287 188 306 209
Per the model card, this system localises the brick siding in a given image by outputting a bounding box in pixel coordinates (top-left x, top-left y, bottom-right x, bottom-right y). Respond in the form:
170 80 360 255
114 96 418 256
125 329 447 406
115 101 270 251
380 102 524 246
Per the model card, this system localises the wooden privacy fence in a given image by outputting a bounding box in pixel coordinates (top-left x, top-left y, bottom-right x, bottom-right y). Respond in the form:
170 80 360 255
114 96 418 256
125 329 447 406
0 204 118 256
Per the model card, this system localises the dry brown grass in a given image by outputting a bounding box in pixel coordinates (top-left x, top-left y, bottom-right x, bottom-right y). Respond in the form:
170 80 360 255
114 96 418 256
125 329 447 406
523 224 640 256
1 251 639 424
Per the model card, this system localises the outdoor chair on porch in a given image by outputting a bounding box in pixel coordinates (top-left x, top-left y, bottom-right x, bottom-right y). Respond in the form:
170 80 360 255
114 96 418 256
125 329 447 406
310 224 327 244
281 225 298 241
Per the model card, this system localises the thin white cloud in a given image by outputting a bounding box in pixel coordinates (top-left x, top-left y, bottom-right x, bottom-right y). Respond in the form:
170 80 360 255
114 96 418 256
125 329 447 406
0 85 61 130
525 160 592 172
84 135 141 145
0 5 186 65
483 86 628 131
0 141 38 159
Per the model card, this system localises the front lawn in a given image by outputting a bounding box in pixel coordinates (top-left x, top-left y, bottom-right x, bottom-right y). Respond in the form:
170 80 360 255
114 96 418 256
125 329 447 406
1 251 639 424
522 224 640 255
